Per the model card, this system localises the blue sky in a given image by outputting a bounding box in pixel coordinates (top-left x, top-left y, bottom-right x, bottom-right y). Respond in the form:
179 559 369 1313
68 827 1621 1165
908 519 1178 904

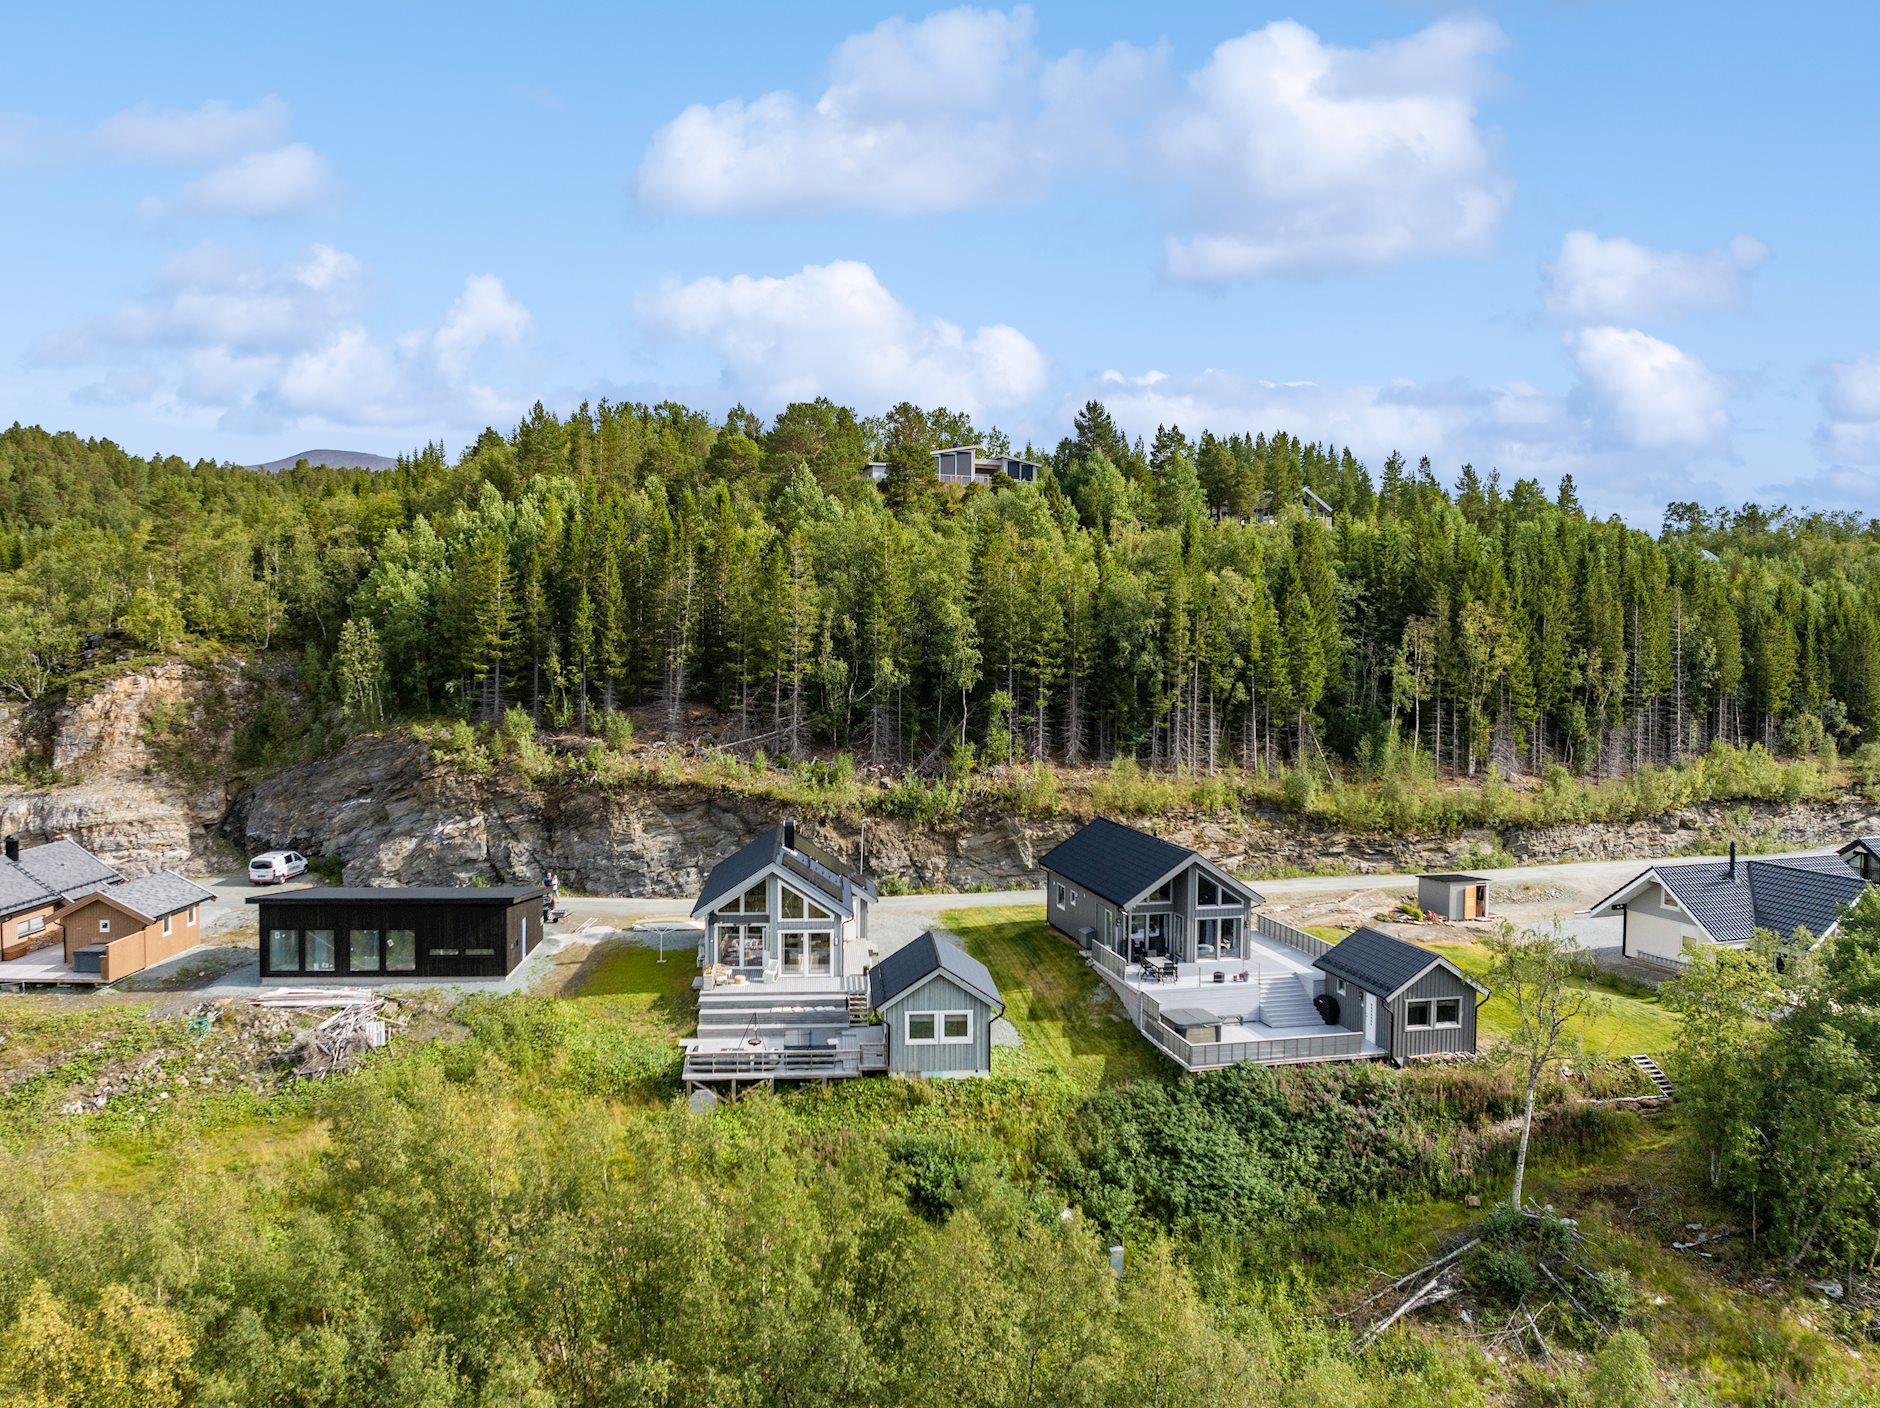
4 1 1878 521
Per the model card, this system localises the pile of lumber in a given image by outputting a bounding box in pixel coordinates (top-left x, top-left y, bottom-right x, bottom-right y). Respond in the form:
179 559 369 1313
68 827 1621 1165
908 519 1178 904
284 995 398 1077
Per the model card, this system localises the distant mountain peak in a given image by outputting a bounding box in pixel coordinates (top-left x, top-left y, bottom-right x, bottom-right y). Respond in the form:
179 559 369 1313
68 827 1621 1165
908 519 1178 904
251 448 397 472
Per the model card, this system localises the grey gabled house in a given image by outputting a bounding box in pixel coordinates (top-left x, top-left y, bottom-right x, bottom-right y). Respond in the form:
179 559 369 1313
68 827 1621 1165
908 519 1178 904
867 931 1005 1078
1040 817 1264 965
1587 845 1870 968
1312 927 1487 1063
691 819 874 985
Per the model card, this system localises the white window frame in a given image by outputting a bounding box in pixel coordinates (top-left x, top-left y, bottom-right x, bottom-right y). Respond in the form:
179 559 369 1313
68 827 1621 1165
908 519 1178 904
1663 892 1680 910
1405 999 1432 1029
161 914 172 936
187 905 198 927
18 913 45 937
97 918 111 935
1055 883 1065 910
906 1009 972 1045
1434 997 1462 1028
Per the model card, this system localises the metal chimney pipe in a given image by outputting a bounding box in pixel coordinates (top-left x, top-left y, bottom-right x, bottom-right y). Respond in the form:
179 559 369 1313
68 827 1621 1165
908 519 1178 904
783 818 796 851
3 834 16 863
1729 841 1737 880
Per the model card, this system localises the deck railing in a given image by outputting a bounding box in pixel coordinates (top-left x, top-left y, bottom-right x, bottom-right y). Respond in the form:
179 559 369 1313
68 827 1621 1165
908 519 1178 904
1140 1017 1362 1070
1087 940 1131 983
1257 912 1334 959
683 1039 886 1082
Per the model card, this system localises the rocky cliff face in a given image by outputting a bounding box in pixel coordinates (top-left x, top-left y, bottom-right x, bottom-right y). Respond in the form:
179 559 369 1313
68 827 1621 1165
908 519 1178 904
8 663 1880 894
0 661 251 876
225 731 1080 893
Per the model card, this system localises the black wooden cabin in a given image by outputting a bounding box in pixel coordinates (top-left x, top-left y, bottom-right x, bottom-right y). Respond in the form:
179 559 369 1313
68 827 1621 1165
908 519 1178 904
249 886 544 980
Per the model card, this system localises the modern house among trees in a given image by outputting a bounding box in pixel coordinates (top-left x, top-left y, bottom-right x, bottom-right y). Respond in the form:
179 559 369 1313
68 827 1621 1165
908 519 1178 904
684 820 885 1087
1312 927 1486 1063
249 886 545 980
862 445 1040 487
1587 845 1871 968
1040 817 1263 967
60 872 217 982
0 834 122 961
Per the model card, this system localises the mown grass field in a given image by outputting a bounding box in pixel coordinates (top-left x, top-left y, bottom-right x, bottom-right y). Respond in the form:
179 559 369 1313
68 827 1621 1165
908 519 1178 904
1302 923 1679 1058
1423 937 1680 1058
939 905 1164 1088
563 937 699 1037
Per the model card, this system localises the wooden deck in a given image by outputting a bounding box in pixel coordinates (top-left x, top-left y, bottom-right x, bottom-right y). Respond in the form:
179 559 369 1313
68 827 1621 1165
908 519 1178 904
682 1029 887 1087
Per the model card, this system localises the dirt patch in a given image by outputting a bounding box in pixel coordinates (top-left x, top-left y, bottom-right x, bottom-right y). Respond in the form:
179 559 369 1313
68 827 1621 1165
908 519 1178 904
537 939 606 998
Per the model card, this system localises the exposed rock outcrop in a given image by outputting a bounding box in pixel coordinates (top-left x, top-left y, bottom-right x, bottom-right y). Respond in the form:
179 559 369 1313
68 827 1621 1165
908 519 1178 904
0 661 250 875
7 661 1880 894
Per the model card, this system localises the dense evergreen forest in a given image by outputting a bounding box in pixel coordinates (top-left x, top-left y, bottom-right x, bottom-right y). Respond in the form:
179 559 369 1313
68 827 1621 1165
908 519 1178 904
3 400 1877 784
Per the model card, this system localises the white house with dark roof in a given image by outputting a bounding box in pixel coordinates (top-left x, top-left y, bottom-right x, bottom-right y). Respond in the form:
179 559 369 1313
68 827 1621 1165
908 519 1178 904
1837 836 1880 882
1588 843 1871 969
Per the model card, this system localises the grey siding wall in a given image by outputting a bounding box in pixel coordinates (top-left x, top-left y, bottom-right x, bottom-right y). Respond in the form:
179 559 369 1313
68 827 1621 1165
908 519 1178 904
1391 966 1479 1059
881 972 993 1076
1416 877 1459 919
1043 866 1118 948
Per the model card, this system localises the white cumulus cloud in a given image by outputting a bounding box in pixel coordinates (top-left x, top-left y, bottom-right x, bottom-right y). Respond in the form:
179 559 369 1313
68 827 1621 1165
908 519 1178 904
637 259 1048 418
1817 354 1880 465
1569 326 1730 450
1544 230 1767 324
149 143 334 218
91 97 290 164
635 8 1509 280
38 244 531 433
1158 17 1510 280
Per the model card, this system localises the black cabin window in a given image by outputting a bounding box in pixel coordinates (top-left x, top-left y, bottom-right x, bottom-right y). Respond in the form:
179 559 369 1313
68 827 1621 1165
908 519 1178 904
269 928 299 971
1405 1000 1432 1028
350 929 381 971
305 929 336 973
1434 998 1462 1027
385 930 416 971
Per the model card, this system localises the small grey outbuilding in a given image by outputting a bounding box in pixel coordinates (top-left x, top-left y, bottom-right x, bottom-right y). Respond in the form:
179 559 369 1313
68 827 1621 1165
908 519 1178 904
1417 872 1491 921
867 931 1005 1078
1312 927 1487 1064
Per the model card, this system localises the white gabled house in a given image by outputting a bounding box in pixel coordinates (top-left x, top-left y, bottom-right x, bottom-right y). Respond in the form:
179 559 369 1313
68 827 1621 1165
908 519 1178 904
1588 842 1871 969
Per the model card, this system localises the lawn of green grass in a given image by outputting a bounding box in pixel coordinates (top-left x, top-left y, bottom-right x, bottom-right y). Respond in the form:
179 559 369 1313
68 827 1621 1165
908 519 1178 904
939 906 1164 1088
564 940 699 1037
1424 937 1680 1057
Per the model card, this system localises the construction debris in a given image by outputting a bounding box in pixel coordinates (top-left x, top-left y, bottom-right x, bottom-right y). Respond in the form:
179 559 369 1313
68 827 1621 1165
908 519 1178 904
286 997 399 1078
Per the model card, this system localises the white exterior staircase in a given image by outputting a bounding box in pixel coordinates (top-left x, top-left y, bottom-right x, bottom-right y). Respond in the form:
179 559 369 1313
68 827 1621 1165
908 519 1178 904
1629 1053 1674 1099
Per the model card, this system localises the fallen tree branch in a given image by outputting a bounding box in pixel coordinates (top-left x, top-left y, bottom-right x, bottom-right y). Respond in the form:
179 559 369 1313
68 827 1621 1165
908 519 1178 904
1345 1238 1480 1319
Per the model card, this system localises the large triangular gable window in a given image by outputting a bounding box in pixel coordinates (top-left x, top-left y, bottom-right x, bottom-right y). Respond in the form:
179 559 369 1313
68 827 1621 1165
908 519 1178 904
780 887 831 921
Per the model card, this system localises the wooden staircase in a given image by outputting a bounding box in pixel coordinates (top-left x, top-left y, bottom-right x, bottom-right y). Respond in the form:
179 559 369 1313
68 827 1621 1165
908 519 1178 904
1629 1053 1674 1099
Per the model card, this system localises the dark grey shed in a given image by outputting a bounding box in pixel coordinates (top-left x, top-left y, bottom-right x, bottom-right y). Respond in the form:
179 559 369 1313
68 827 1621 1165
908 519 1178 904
868 931 1004 1078
1416 872 1490 921
1313 927 1486 1064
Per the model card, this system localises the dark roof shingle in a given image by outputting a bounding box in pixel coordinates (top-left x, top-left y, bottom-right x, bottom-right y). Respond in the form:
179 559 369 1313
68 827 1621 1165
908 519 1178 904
691 822 873 917
1648 857 1868 946
16 839 122 897
1038 817 1197 909
92 871 215 921
1314 926 1457 998
868 930 1003 1013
